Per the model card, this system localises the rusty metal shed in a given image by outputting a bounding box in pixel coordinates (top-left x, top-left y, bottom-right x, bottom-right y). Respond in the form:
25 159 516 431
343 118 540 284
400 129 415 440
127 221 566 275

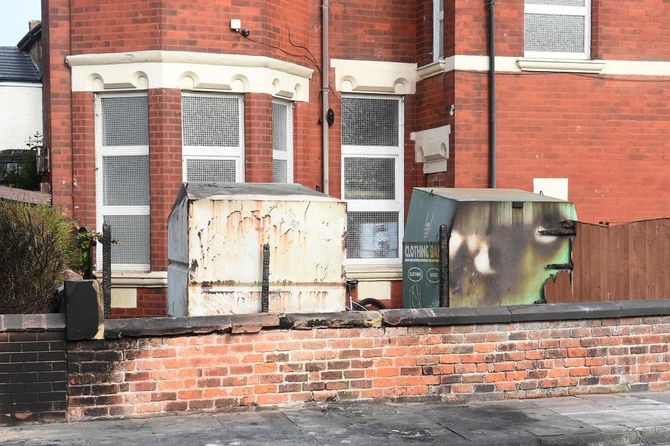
402 188 577 308
168 183 347 316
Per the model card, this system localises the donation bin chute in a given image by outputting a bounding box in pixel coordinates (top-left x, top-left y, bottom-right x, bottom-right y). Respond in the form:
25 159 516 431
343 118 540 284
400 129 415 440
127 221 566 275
403 188 577 308
168 183 347 316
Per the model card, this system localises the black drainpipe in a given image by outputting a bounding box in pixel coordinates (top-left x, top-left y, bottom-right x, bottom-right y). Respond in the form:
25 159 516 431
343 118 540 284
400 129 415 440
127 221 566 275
487 0 496 188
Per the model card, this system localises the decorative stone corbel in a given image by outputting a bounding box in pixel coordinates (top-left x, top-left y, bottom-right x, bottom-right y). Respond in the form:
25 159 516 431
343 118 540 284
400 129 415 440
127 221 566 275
411 125 451 174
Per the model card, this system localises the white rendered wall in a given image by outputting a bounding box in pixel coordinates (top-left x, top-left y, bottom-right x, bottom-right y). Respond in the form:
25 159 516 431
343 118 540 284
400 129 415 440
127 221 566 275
0 83 42 150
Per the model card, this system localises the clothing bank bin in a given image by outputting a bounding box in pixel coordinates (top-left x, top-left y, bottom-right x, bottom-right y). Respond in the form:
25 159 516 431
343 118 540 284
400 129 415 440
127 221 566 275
402 188 577 309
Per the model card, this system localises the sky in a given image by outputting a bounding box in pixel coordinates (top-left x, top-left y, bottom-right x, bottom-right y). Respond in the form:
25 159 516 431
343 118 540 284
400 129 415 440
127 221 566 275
0 0 42 46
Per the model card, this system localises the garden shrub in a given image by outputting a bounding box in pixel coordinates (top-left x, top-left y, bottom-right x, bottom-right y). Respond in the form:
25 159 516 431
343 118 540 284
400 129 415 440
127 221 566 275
0 201 78 313
3 133 42 191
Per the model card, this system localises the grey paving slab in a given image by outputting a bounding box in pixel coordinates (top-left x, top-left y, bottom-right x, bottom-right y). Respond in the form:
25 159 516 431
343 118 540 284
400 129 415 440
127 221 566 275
637 393 670 405
562 409 642 427
422 400 599 444
0 412 312 446
281 402 465 446
528 395 615 414
4 393 670 445
578 393 650 408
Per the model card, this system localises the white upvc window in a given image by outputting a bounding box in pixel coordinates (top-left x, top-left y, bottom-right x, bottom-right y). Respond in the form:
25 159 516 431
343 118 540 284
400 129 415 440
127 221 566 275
95 93 150 271
433 0 444 62
181 93 245 183
341 95 404 266
272 99 293 183
524 0 591 60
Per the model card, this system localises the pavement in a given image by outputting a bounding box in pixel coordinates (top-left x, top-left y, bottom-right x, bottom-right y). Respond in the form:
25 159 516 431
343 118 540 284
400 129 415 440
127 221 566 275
4 392 670 445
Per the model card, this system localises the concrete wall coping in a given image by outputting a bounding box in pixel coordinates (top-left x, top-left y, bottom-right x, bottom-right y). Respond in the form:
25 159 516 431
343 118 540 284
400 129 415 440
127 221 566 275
102 299 670 338
0 313 65 331
104 313 281 338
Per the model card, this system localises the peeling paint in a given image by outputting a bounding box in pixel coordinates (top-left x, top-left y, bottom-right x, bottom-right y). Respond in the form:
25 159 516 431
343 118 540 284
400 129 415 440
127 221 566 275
168 184 347 316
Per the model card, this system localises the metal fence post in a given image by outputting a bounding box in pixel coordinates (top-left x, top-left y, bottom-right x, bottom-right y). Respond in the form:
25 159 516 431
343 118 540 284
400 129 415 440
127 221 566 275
439 224 450 308
261 243 270 312
102 221 112 319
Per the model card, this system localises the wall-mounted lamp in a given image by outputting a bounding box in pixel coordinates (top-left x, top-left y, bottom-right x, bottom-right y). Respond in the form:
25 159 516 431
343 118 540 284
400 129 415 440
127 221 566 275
230 19 251 38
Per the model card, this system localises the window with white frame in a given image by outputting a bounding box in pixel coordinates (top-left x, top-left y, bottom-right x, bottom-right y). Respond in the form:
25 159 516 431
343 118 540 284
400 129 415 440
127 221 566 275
341 95 403 264
182 93 244 183
433 0 444 62
272 99 293 183
95 94 150 271
524 0 591 60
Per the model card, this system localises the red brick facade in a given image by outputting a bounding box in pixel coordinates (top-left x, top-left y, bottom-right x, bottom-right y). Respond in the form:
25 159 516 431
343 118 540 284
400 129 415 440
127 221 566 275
244 93 273 183
71 91 95 229
147 89 183 271
429 1 670 223
110 289 169 319
43 0 670 316
43 0 74 215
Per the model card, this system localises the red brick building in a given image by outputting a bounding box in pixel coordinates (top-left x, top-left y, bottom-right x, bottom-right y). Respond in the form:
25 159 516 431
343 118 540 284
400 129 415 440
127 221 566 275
42 0 670 316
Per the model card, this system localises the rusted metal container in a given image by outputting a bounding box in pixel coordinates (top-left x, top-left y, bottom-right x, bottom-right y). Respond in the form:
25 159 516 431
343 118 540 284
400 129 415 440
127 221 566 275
403 188 577 308
168 183 347 316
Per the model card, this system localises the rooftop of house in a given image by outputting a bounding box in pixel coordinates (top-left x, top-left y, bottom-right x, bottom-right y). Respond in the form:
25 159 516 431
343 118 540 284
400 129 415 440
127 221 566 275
0 46 41 83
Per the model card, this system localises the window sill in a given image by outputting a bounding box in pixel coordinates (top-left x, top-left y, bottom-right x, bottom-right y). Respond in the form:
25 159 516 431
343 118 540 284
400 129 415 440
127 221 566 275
93 271 167 288
345 263 402 281
516 58 605 74
417 60 449 80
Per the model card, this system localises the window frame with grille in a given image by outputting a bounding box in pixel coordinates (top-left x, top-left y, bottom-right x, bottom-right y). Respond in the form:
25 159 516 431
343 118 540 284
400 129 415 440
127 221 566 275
272 99 294 183
341 94 404 267
95 92 151 272
181 92 245 184
433 0 444 62
524 0 591 60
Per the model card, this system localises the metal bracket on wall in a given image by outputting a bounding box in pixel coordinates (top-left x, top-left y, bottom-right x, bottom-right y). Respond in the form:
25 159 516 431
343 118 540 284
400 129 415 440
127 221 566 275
538 228 576 236
546 263 574 270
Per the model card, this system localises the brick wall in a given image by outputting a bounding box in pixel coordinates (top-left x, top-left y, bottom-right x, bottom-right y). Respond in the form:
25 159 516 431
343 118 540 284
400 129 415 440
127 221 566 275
414 72 456 189
293 100 322 191
67 0 314 68
451 0 670 59
330 0 416 63
148 88 183 272
450 71 670 223
593 0 670 60
64 0 423 64
0 314 67 423
415 0 434 67
110 289 168 319
424 0 670 224
66 302 670 420
244 93 273 183
69 1 160 53
43 0 73 214
71 92 96 229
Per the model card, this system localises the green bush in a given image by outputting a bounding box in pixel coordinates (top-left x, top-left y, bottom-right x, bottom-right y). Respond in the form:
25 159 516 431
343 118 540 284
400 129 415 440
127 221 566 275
0 201 78 314
3 132 42 191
